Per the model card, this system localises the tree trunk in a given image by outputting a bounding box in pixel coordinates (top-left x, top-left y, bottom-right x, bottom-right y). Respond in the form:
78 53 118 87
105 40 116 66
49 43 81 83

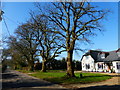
29 61 34 71
66 50 75 77
29 55 35 71
29 65 34 71
41 60 46 72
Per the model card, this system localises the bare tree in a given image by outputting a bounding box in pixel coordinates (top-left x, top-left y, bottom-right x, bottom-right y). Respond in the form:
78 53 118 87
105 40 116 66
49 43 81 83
13 22 38 71
29 14 63 72
35 2 109 77
6 37 26 69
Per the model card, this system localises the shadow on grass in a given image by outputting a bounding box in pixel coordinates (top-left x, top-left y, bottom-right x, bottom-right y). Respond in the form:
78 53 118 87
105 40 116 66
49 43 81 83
82 75 111 78
109 74 120 77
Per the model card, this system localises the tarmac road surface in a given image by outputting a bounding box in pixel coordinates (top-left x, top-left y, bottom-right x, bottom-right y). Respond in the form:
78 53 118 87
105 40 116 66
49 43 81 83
1 69 67 90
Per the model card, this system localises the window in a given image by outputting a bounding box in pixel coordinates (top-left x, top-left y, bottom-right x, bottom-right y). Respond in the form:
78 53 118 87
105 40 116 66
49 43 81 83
86 64 90 69
98 63 103 69
86 56 89 59
117 52 120 57
101 54 105 59
116 63 120 69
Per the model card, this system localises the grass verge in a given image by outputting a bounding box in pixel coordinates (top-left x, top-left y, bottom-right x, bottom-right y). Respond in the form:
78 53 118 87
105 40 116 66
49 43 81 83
17 70 111 84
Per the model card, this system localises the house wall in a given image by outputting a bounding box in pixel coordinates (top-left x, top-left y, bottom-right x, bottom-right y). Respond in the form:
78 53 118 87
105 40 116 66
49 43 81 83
112 61 120 73
81 55 120 73
81 55 95 71
95 62 105 72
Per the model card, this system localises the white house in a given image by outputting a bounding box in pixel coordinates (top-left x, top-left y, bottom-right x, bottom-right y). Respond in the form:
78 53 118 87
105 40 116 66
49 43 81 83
81 49 120 73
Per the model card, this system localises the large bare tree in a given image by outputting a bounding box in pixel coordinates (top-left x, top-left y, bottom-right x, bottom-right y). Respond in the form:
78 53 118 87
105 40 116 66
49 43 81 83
7 36 27 70
29 14 63 72
13 22 38 71
35 2 109 77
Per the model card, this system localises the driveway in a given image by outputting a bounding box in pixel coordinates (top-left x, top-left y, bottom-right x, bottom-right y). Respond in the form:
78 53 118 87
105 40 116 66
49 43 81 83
1 69 67 90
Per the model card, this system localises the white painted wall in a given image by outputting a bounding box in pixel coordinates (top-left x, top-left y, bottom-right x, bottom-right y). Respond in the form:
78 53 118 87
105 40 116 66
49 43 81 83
81 55 95 71
95 62 104 72
81 55 120 73
112 61 120 73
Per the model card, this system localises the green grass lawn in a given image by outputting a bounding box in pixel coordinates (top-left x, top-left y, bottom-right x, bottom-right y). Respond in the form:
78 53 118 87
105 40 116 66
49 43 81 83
17 70 111 84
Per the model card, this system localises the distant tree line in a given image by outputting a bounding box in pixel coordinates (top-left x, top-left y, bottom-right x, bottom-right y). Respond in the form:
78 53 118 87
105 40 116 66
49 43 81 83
34 58 82 70
2 51 82 71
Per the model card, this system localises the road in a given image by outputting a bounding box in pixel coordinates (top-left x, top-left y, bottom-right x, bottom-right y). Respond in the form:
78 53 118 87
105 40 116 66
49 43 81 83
1 69 67 90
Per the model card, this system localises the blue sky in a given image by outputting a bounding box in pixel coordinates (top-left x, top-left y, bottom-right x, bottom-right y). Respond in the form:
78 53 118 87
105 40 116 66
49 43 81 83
1 2 118 60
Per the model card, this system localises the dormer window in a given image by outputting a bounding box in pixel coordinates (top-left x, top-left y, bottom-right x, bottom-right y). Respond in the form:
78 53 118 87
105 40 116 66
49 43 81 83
117 51 120 57
101 53 105 59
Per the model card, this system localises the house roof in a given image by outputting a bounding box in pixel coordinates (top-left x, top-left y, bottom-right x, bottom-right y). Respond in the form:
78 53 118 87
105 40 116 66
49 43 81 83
104 51 120 61
84 50 101 61
83 49 120 62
